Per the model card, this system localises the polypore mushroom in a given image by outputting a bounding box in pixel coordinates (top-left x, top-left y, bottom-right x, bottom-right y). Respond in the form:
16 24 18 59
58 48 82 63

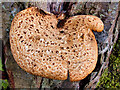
10 7 104 81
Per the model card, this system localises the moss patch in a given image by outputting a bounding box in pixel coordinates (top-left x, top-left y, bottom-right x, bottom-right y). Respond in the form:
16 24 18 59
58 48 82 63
97 36 120 88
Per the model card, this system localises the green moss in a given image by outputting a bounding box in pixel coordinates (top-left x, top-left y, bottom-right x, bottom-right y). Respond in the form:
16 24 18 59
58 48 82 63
0 58 9 89
96 37 120 88
0 58 4 71
0 79 9 90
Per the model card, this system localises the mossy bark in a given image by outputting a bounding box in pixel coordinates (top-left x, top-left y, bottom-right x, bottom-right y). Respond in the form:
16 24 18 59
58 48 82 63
97 36 120 88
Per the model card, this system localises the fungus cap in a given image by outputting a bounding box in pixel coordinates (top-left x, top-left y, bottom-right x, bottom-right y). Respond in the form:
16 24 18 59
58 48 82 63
10 7 104 81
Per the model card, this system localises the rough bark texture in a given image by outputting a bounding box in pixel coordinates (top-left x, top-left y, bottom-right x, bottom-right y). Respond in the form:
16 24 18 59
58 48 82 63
2 1 120 89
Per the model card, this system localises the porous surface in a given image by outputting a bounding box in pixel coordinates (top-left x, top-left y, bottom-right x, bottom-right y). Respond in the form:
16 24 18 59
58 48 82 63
63 16 99 81
10 7 104 81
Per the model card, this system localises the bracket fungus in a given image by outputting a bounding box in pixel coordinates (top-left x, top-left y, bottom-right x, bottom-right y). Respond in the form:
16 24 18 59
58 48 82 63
10 7 104 81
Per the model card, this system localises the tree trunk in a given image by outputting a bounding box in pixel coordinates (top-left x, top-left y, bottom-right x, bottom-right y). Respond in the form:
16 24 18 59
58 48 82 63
2 1 120 89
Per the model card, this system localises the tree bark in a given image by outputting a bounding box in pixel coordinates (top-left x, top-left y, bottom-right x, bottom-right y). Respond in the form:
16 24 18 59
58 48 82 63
2 1 120 89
